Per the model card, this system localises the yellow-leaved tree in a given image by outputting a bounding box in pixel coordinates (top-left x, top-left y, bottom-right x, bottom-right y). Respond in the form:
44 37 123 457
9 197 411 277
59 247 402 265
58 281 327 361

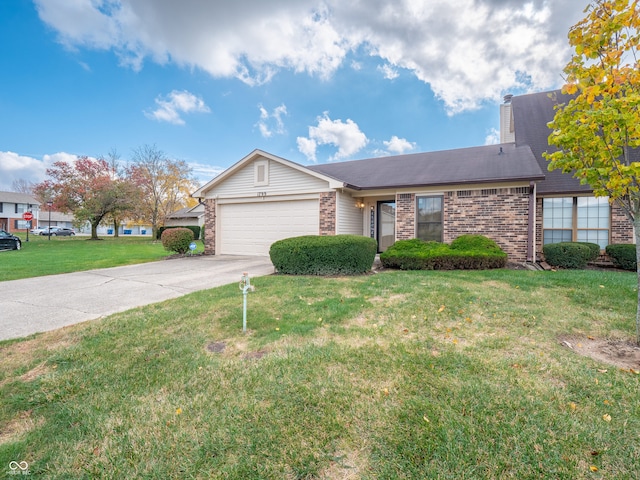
544 0 640 344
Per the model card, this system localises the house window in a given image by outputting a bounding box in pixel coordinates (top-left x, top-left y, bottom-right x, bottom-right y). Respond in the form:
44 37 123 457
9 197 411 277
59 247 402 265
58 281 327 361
543 196 610 249
254 160 269 186
417 196 443 242
15 203 27 214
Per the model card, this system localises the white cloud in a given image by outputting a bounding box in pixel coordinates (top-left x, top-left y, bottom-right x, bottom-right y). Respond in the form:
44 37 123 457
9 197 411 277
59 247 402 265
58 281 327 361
296 137 318 162
484 128 501 145
298 113 368 161
145 90 210 125
378 64 399 80
34 0 584 113
383 136 416 154
0 151 79 191
256 104 288 138
188 162 226 187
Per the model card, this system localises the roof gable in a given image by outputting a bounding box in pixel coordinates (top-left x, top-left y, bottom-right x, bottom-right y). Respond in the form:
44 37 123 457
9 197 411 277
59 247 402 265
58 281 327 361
192 149 344 197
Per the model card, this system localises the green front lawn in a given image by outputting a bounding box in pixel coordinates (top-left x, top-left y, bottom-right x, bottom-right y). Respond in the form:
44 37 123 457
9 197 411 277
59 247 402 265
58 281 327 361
0 235 200 281
1 268 638 478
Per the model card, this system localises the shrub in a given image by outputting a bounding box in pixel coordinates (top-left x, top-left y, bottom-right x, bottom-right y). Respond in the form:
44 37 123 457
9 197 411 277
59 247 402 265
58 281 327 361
161 227 194 254
380 235 507 270
606 244 637 271
269 235 377 275
157 225 201 240
543 242 592 269
576 242 601 262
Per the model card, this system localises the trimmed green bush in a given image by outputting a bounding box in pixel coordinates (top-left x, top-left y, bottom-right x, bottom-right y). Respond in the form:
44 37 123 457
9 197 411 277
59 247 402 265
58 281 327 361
269 235 377 275
576 242 601 262
543 242 592 269
161 227 195 254
157 225 201 240
380 235 508 270
606 244 637 271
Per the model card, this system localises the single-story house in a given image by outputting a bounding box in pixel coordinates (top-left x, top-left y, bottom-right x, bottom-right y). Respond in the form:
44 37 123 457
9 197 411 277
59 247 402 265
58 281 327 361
165 204 205 229
192 90 634 262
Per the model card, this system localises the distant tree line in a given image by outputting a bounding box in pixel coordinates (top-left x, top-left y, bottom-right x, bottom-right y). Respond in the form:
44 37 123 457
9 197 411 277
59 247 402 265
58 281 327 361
24 145 198 240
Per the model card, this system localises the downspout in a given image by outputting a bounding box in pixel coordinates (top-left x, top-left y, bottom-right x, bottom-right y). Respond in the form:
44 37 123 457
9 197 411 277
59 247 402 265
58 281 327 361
527 181 536 263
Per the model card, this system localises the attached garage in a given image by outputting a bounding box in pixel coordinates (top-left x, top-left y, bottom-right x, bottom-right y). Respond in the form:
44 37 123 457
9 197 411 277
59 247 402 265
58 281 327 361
218 199 320 255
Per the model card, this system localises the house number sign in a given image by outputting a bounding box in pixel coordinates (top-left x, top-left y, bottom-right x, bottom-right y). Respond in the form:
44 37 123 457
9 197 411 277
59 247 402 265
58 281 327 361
257 192 267 198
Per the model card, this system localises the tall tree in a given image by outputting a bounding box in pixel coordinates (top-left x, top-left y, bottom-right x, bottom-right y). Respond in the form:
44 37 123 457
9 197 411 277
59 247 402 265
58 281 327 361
128 145 197 238
101 149 137 238
34 156 137 240
544 0 640 344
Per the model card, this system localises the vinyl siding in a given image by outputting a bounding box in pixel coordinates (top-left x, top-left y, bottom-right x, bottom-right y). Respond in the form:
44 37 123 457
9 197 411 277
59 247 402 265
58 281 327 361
336 191 364 235
210 157 330 197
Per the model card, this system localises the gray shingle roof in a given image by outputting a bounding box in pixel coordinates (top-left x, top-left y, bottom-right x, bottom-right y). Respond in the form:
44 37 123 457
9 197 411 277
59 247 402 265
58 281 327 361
511 90 592 195
306 143 544 190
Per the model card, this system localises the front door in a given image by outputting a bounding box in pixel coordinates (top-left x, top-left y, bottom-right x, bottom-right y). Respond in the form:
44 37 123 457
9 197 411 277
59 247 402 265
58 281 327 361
377 200 396 252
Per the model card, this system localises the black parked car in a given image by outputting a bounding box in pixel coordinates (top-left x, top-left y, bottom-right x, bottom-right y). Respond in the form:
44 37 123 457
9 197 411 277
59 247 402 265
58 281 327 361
0 229 21 251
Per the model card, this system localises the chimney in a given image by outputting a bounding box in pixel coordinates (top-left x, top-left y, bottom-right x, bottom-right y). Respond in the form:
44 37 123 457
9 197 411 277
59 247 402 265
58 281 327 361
500 94 515 144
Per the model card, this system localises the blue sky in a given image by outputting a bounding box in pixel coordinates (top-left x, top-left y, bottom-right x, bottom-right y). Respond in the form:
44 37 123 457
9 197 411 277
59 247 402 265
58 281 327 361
0 0 585 191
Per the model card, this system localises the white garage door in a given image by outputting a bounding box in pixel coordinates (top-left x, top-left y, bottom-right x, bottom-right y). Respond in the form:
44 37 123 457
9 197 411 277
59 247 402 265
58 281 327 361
219 199 319 255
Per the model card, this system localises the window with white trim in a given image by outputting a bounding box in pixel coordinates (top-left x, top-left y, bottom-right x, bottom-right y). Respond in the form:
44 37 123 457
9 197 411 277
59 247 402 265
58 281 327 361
254 160 269 186
543 196 610 249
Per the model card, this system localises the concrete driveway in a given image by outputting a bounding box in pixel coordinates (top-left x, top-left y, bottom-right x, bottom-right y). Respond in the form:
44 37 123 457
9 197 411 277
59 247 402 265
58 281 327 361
0 255 274 341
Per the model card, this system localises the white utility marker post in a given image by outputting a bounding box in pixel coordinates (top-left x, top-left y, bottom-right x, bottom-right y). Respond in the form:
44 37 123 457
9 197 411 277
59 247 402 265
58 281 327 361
239 272 255 332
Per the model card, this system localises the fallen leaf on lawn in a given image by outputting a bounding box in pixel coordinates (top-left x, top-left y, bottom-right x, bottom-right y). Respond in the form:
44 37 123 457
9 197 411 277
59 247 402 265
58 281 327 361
569 402 577 411
383 388 389 396
411 315 416 319
438 305 445 313
423 415 430 422
465 317 472 323
515 286 520 289
590 451 600 456
603 400 611 405
318 317 322 322
93 447 100 456
176 408 182 415
588 336 595 340
275 327 280 331
630 368 639 375
599 285 605 288
452 338 458 345
403 328 409 333
590 466 599 472
594 378 599 385
597 369 608 373
602 414 611 422
577 343 583 348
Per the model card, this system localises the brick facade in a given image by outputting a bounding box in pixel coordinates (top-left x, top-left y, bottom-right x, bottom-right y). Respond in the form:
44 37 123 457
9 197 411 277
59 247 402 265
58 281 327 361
443 188 530 262
396 193 415 240
204 198 216 255
611 202 634 244
319 192 336 235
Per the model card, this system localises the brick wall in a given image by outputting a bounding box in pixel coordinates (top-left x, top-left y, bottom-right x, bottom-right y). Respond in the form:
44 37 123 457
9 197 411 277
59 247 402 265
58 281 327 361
443 189 530 262
396 193 415 239
611 201 634 244
204 198 216 255
319 192 336 235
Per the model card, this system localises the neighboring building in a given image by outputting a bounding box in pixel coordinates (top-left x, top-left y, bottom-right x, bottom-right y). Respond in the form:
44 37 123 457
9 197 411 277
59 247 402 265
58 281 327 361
193 90 634 262
165 204 205 228
0 192 40 233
